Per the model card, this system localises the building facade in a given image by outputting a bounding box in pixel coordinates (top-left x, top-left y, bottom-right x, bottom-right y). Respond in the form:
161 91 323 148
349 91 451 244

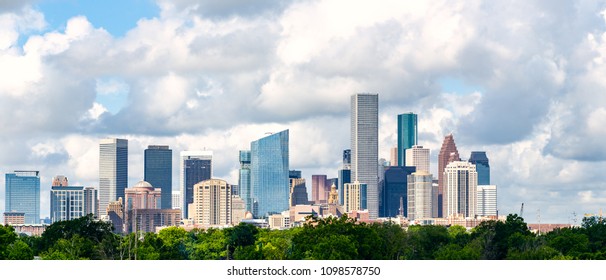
238 150 253 215
405 145 430 173
381 166 416 218
469 151 490 185
180 150 212 219
144 145 172 209
407 171 434 220
192 179 232 226
99 138 128 217
444 161 477 218
289 177 308 206
125 181 161 211
3 212 25 225
83 187 98 218
437 134 460 217
50 176 87 223
397 113 417 166
477 185 497 217
172 191 181 210
311 174 328 204
251 130 289 218
5 171 40 224
343 181 367 213
338 149 352 206
351 93 379 219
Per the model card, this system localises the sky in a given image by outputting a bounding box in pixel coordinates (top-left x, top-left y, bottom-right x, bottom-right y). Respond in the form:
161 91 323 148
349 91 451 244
1 0 606 224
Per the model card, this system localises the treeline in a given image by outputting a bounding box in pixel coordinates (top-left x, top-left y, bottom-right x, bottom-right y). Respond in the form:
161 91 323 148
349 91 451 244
1 214 606 260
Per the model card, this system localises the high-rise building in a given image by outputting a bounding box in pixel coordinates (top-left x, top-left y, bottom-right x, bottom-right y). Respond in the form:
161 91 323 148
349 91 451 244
311 175 328 204
469 151 490 185
231 195 247 225
180 150 212 219
343 181 367 213
144 145 172 209
83 187 98 217
5 171 40 224
50 175 86 223
397 113 417 166
238 150 253 214
3 212 25 225
380 166 416 218
99 138 128 217
251 130 289 218
405 145 430 173
123 181 180 234
289 170 308 206
192 179 232 226
351 93 379 219
437 134 460 217
342 149 351 169
477 185 497 217
390 147 398 166
338 149 352 205
125 181 161 211
171 191 181 210
444 161 477 218
407 171 434 220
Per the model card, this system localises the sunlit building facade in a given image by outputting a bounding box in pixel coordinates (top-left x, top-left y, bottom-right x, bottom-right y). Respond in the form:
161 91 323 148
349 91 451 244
251 130 289 218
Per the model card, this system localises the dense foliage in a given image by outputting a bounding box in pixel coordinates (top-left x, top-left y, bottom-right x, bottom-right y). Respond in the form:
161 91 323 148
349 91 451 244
2 214 606 260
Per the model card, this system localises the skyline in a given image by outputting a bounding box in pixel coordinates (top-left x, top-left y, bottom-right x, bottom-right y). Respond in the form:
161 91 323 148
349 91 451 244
2 1 606 224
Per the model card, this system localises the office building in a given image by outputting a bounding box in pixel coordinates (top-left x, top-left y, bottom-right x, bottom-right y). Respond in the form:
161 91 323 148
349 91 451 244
3 212 25 225
407 171 434 220
180 150 212 219
172 191 181 210
83 187 98 217
50 175 86 223
437 134 460 217
405 145 430 173
251 130 289 218
289 177 308 206
343 181 367 213
106 198 124 234
338 149 352 205
397 113 417 166
99 138 128 217
238 150 253 214
124 209 181 234
144 145 172 209
311 175 328 204
477 185 497 217
390 147 398 166
380 166 416 218
125 181 161 211
232 195 247 225
5 171 40 224
444 161 477 218
351 93 379 219
192 179 232 226
469 151 490 185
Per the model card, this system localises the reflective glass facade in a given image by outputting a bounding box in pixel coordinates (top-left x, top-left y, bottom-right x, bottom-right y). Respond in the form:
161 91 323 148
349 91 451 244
251 130 289 218
181 152 212 219
469 151 490 185
397 113 417 166
5 171 40 224
380 166 416 218
238 150 252 213
144 145 172 209
99 138 128 217
50 186 85 223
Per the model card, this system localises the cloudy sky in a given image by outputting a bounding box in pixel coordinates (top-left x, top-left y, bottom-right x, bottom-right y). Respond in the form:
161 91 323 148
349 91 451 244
1 0 606 224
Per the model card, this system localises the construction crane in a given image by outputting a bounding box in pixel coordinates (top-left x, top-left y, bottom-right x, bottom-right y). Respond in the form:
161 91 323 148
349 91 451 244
520 203 524 218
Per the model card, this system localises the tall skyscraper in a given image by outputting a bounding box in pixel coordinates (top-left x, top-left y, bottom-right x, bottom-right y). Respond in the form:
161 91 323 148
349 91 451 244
238 150 253 214
5 171 40 224
477 185 497 217
251 130 289 218
397 113 417 166
191 179 232 226
338 149 352 205
444 161 477 218
405 145 430 173
407 171 434 220
180 150 212 219
289 170 308 206
99 138 128 217
311 174 328 204
437 134 460 217
50 175 86 223
380 166 416 218
351 93 379 219
469 151 490 185
83 187 98 217
144 145 172 209
343 181 367 213
389 147 398 166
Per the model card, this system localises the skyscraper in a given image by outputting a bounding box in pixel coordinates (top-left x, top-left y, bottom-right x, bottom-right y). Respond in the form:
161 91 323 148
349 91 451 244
389 147 398 166
343 181 367 213
397 113 417 166
251 130 289 218
99 138 128 217
444 161 477 218
405 145 430 173
380 166 416 218
144 145 172 209
238 150 253 213
351 93 379 219
311 174 328 204
192 179 232 226
477 185 497 217
469 151 490 185
407 171 434 220
83 186 98 217
50 175 86 223
180 150 212 219
5 171 40 224
437 134 460 217
289 170 308 206
338 149 352 205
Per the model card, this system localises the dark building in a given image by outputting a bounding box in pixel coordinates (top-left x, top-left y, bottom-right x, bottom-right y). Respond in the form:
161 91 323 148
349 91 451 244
144 145 172 209
182 152 212 219
469 151 490 185
380 166 416 218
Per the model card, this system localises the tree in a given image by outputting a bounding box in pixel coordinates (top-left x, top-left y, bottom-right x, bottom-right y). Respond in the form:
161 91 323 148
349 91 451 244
7 240 34 260
0 225 18 260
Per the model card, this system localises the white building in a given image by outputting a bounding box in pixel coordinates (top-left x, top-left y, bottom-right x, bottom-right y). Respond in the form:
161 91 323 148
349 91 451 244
343 181 367 213
407 171 433 220
444 161 477 218
172 191 181 210
405 145 430 173
477 185 497 217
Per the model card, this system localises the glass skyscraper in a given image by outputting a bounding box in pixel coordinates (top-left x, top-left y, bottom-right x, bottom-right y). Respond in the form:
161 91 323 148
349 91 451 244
99 138 128 217
351 93 379 219
144 145 173 209
50 185 85 223
338 149 351 205
469 151 490 185
251 130 289 218
397 113 417 166
380 166 416 218
180 150 212 219
5 171 40 224
238 150 253 214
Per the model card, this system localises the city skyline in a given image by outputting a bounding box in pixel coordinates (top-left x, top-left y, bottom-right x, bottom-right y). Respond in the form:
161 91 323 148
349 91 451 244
2 1 606 224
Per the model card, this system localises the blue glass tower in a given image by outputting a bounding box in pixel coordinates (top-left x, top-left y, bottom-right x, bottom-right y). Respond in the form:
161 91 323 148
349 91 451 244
180 151 212 219
238 150 252 213
5 171 40 224
144 145 172 209
251 130 289 218
380 166 416 217
469 151 490 185
99 138 128 217
397 113 417 166
338 149 351 205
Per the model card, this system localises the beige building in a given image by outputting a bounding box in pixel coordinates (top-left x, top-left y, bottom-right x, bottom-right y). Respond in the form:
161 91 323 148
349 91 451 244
405 145 430 172
389 147 398 166
444 161 477 218
231 195 246 225
107 198 124 233
192 179 231 227
343 181 367 213
125 181 161 211
124 209 181 234
3 212 25 225
407 171 434 220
